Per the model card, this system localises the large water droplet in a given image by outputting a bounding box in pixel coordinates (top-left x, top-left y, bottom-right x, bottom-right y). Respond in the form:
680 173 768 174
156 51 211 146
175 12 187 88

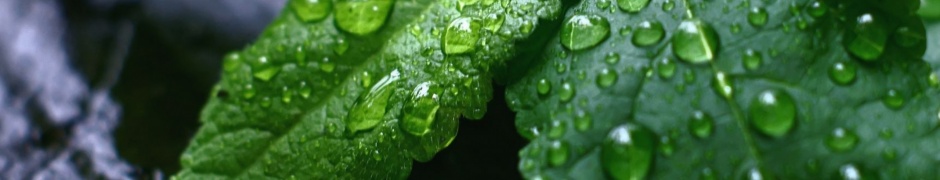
334 0 395 35
689 111 714 139
657 58 677 79
742 49 762 71
826 127 858 152
443 17 482 55
548 140 569 167
673 19 719 64
561 15 610 51
747 7 769 27
617 0 650 12
749 89 797 138
400 82 441 136
883 89 904 109
602 123 654 180
537 78 552 95
597 68 618 88
346 70 401 132
291 0 332 22
632 20 665 46
559 82 575 102
845 13 888 61
712 72 734 99
829 62 857 85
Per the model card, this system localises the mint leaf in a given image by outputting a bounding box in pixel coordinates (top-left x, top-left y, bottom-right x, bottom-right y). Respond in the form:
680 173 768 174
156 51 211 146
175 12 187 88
507 0 939 179
174 0 563 178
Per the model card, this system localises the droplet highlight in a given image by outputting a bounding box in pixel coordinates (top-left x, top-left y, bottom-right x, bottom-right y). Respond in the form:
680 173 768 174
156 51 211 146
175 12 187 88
346 70 400 132
334 0 395 35
672 19 719 64
829 62 857 85
749 89 797 138
400 82 441 136
561 15 611 51
601 123 654 180
632 20 665 46
443 17 483 55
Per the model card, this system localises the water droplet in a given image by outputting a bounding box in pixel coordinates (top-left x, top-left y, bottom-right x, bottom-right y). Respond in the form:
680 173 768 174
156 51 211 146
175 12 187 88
689 111 714 139
253 67 281 81
602 123 654 180
346 70 401 132
730 23 741 34
807 1 827 17
597 68 618 88
243 84 256 99
606 53 620 64
617 0 650 12
700 168 716 180
747 7 769 27
838 164 863 180
334 0 395 35
749 89 797 138
596 0 611 9
744 167 771 180
485 14 505 33
443 17 482 55
548 140 569 167
658 135 674 156
712 72 734 99
536 78 552 96
559 82 575 102
520 21 534 34
742 49 762 71
619 26 633 36
929 73 939 87
829 62 857 85
673 19 719 64
882 147 896 160
320 57 336 72
894 26 924 47
657 58 677 79
826 127 858 152
260 96 272 108
662 0 674 11
291 0 331 22
845 13 888 61
401 82 441 136
299 82 311 98
683 70 695 84
281 86 293 103
574 110 592 131
223 53 242 72
548 120 567 139
632 20 665 46
561 15 610 51
883 89 904 109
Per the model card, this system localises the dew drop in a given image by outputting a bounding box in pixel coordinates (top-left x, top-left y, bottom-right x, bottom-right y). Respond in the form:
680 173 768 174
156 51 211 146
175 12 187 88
662 0 674 11
597 68 618 88
689 111 714 139
730 23 741 34
334 0 394 35
807 1 827 18
281 86 293 103
574 110 592 132
929 73 939 87
845 13 888 61
243 84 256 99
320 57 336 73
826 127 858 152
547 120 567 139
749 89 797 138
747 7 769 27
443 17 483 55
400 82 441 136
632 20 665 46
656 58 677 79
838 164 863 180
559 82 575 102
672 19 719 64
223 53 242 72
658 135 674 157
829 62 857 85
601 123 654 180
605 53 620 64
742 49 762 71
548 140 569 167
346 70 401 132
712 72 734 99
883 89 904 109
882 147 896 160
536 78 551 95
291 0 332 22
617 0 650 12
561 15 610 51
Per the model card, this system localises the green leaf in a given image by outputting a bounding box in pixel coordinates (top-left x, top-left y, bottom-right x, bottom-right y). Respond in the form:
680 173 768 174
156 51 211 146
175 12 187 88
508 0 940 179
174 0 563 178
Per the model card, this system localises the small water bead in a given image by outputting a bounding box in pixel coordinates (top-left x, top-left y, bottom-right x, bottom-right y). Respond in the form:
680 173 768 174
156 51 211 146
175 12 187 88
882 147 896 160
537 78 551 95
656 58 677 79
605 53 620 64
845 13 888 61
796 18 808 30
632 20 665 46
260 97 272 108
223 53 242 72
829 62 857 85
618 0 650 12
730 23 741 34
894 26 924 47
400 82 442 136
711 72 734 99
601 123 654 180
689 111 714 139
243 84 257 99
291 0 331 22
596 0 611 9
683 70 695 84
443 17 482 55
281 87 292 103
883 89 904 109
559 82 575 102
346 70 401 133
929 73 939 87
320 57 336 72
742 49 762 71
838 164 863 180
299 82 312 98
561 15 611 51
744 167 772 180
658 136 674 156
484 14 504 33
699 168 716 180
747 7 769 27
574 110 592 131
548 140 570 167
826 127 859 152
673 19 719 64
619 26 633 36
749 89 797 138
661 0 674 11
807 1 827 18
597 68 618 88
334 0 395 35
547 120 568 139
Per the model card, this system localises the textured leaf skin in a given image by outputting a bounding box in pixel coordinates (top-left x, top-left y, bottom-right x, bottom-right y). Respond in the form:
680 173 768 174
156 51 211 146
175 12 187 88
507 0 939 179
174 0 563 178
